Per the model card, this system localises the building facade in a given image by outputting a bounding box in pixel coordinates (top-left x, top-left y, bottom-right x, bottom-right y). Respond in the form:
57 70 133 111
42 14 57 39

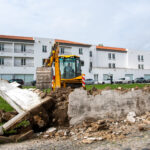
0 35 150 84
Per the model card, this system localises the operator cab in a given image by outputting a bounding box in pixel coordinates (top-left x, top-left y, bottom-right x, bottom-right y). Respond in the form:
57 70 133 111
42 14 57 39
59 55 81 79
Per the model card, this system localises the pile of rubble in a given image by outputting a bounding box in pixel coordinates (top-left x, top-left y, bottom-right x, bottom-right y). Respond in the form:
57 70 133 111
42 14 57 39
29 87 73 129
41 111 150 144
1 81 150 144
1 87 72 126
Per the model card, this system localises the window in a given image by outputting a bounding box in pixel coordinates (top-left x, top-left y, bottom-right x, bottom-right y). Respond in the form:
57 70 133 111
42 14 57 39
138 55 144 62
138 64 144 69
141 55 144 62
79 48 83 55
21 44 26 52
108 63 111 68
108 53 115 60
0 43 4 51
60 47 65 54
0 57 4 65
21 58 26 66
112 63 116 68
138 55 140 61
89 51 92 57
94 74 98 82
80 60 84 66
89 62 92 72
108 53 111 59
112 53 115 60
42 45 47 53
138 64 141 69
42 59 46 66
103 74 113 81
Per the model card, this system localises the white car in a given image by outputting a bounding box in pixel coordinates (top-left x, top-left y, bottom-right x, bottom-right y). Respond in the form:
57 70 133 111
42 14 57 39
115 77 131 84
99 79 113 84
85 79 95 85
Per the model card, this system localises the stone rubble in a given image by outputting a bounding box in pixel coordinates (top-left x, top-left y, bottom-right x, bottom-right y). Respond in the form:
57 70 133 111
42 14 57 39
1 85 150 144
126 112 136 123
38 111 150 144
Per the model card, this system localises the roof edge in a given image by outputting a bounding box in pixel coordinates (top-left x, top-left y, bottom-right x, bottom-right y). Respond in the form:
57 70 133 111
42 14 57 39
96 45 127 52
55 39 91 47
0 35 34 41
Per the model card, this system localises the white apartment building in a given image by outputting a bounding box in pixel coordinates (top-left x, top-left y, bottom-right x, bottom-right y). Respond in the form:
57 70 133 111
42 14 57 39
0 35 150 84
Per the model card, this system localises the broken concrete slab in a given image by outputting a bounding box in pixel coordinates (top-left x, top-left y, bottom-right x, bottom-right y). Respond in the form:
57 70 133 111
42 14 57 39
0 80 51 134
0 80 73 136
0 80 44 112
68 88 150 125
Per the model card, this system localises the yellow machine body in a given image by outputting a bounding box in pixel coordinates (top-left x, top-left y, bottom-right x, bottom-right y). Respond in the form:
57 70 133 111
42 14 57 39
44 43 82 90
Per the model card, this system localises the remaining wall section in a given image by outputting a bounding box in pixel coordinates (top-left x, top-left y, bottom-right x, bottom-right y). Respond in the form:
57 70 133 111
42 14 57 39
68 88 150 125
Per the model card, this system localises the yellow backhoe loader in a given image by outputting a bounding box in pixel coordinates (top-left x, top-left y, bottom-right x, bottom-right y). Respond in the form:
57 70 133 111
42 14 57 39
36 42 83 90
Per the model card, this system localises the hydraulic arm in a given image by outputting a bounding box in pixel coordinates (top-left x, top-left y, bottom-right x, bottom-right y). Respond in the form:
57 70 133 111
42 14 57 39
45 43 61 89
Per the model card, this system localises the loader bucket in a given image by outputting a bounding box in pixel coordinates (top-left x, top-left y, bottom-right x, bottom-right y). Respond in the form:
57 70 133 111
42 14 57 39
36 67 53 89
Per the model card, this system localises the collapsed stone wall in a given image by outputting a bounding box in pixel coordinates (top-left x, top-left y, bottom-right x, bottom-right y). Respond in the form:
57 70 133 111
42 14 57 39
68 88 150 125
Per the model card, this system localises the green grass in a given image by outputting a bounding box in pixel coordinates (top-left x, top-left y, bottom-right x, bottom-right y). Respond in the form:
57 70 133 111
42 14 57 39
23 86 51 93
85 83 149 90
0 84 148 112
0 96 14 112
3 120 30 135
0 97 30 134
23 83 150 92
15 120 30 128
23 86 36 89
0 97 14 126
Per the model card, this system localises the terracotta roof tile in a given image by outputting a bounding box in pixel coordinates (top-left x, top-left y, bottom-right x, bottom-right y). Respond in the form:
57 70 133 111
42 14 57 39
55 39 91 46
0 35 34 41
96 45 126 52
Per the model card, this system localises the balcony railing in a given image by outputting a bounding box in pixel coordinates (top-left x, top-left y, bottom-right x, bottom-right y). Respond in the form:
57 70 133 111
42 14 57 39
0 48 12 53
14 49 34 54
0 62 12 66
14 63 34 67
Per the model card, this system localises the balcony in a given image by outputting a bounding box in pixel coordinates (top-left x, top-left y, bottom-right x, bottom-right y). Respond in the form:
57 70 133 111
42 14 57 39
14 48 34 54
14 63 34 67
0 62 12 67
0 48 12 53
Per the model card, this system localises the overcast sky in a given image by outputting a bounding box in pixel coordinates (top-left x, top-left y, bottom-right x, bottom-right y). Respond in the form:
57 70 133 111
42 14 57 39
0 0 150 50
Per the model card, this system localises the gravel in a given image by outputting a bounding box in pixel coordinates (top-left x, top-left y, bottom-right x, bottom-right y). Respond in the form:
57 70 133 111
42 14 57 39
1 131 150 150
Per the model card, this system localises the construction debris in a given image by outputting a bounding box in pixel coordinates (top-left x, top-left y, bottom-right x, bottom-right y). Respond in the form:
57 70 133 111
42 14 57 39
68 87 150 125
39 110 150 143
82 137 103 144
126 112 136 123
0 110 17 123
1 80 150 144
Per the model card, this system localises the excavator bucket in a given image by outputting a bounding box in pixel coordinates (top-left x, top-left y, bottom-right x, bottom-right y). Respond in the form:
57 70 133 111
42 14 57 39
36 67 53 89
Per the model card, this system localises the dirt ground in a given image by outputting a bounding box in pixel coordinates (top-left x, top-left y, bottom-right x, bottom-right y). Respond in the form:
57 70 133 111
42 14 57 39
1 130 150 150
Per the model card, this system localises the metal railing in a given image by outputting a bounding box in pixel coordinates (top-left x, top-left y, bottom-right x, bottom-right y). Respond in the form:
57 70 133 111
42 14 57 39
0 62 12 66
14 63 34 67
14 49 34 54
0 48 12 53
